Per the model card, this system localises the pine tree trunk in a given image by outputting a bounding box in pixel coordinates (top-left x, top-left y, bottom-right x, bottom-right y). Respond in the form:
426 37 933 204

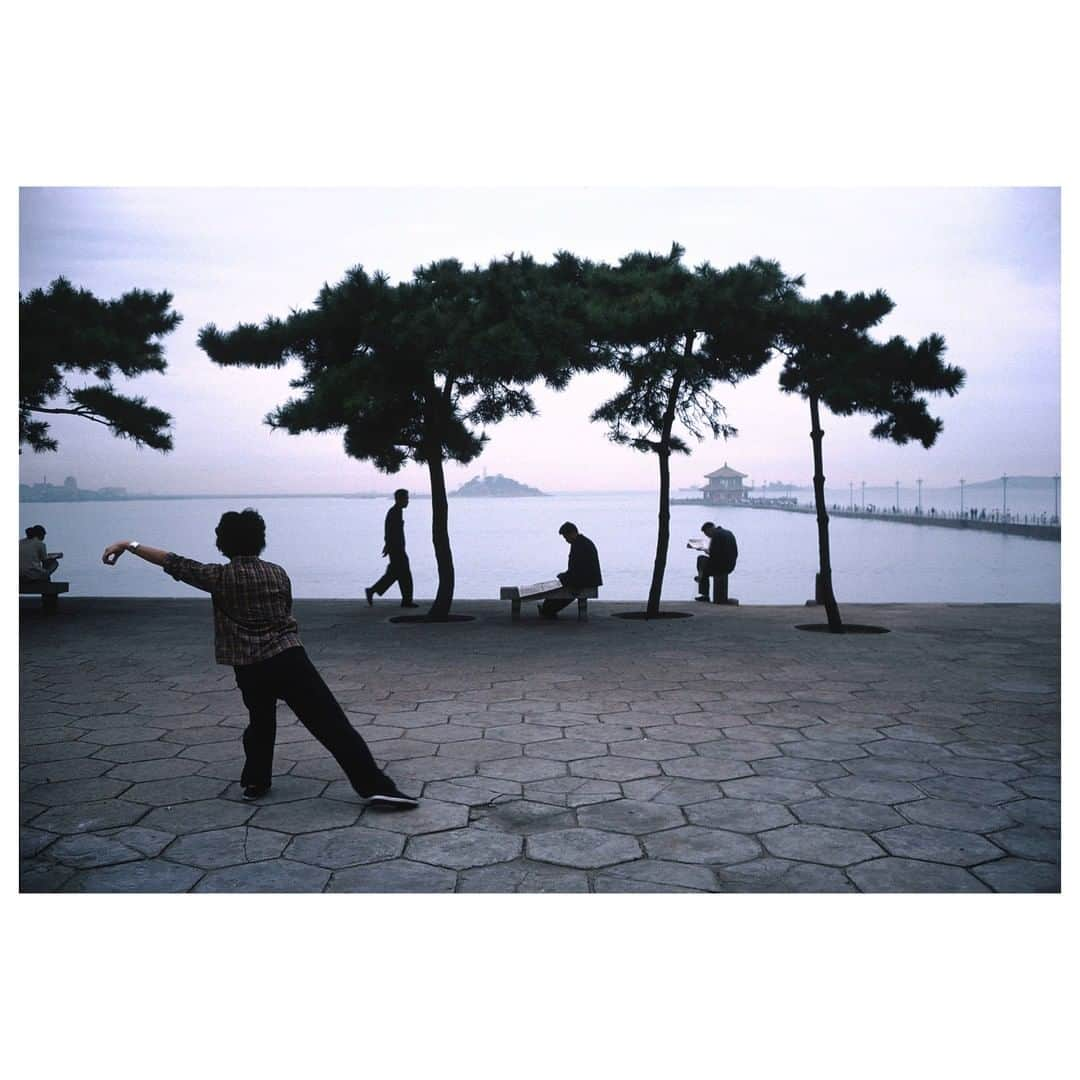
809 393 843 632
426 451 455 620
645 368 684 618
646 446 671 618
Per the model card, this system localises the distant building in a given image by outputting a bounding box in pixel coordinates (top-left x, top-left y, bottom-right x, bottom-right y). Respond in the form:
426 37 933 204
64 476 78 490
703 463 749 505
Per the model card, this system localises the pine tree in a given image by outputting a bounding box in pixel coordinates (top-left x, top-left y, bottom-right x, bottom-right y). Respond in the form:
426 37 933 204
198 255 594 620
777 290 965 632
20 277 180 452
589 244 798 617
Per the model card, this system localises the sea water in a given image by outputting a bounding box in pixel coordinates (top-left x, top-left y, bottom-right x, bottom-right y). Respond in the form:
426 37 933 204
19 493 1060 604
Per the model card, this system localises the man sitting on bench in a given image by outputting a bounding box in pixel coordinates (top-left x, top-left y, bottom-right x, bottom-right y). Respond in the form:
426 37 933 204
539 521 603 619
689 520 737 602
19 524 62 581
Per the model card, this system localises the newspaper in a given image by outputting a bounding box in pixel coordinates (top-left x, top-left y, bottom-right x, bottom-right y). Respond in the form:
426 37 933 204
514 579 564 598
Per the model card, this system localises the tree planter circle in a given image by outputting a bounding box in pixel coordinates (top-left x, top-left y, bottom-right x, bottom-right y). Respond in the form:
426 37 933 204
389 614 476 624
612 611 694 621
795 623 890 634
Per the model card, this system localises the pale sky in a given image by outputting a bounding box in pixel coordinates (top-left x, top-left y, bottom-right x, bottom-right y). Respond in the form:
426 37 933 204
19 187 1060 495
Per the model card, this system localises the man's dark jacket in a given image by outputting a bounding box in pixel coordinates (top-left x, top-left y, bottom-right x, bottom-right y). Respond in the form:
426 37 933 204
384 505 406 555
559 534 603 591
708 527 738 574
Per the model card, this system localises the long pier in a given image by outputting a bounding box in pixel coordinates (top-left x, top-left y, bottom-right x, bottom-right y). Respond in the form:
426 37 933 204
672 499 1061 542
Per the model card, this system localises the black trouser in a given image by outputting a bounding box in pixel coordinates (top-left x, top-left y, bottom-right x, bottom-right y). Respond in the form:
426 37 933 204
371 550 413 603
539 595 575 616
233 646 387 794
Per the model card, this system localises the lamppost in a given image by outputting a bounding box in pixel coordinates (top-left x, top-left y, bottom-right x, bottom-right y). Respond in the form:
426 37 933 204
1054 474 1059 521
849 481 854 511
861 480 866 510
960 477 965 516
1002 474 1008 518
895 480 900 512
917 477 923 513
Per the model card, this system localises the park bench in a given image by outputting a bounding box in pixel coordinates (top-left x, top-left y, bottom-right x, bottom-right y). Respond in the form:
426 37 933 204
20 579 70 613
500 582 599 621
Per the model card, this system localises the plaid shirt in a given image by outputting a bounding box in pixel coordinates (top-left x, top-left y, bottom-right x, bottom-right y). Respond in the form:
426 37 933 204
163 553 302 667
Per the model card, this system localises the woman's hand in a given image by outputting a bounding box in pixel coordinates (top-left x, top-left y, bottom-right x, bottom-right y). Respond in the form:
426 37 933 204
102 541 130 566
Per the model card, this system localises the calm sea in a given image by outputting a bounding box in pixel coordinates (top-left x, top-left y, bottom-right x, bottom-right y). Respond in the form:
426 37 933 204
19 493 1060 604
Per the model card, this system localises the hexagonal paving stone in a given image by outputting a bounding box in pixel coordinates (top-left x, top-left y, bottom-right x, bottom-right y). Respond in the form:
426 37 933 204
695 739 781 761
897 799 1014 833
791 798 905 832
424 776 521 805
686 798 796 833
362 798 470 835
1011 776 1059 800
484 724 562 744
458 859 590 893
988 826 1060 863
99 826 174 857
32 799 149 835
916 775 1020 805
90 741 182 763
525 738 608 762
594 859 717 892
438 739 523 762
820 776 924 804
751 757 849 782
847 858 990 893
163 826 290 869
842 757 940 782
194 860 330 892
761 824 883 866
226 776 328 804
369 738 437 761
720 776 823 803
249 798 361 834
1003 798 1060 828
949 740 1037 763
569 756 660 782
471 800 575 835
479 757 568 782
62 859 204 893
972 858 1059 892
105 758 207 783
141 799 255 833
661 757 754 782
122 775 230 806
46 833 147 869
20 827 57 859
21 741 100 764
407 828 522 869
606 738 694 762
875 825 1004 866
620 777 722 805
20 758 114 785
327 860 457 893
936 758 1028 781
643 826 760 865
576 799 685 835
780 740 867 762
26 777 132 807
284 826 405 868
527 827 641 869
21 859 79 893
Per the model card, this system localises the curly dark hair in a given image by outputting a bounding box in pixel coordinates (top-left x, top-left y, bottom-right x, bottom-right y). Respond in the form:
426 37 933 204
215 508 266 557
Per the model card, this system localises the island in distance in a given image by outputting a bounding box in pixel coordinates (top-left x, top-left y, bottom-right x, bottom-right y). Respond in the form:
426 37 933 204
451 472 545 497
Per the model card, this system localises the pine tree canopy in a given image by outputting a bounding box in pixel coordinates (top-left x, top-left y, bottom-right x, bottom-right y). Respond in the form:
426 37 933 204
587 244 801 452
777 291 965 446
197 255 598 472
19 277 181 452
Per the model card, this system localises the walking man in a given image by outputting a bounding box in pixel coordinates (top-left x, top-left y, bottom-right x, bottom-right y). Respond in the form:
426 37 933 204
539 521 603 618
366 489 418 608
690 521 738 601
101 508 418 807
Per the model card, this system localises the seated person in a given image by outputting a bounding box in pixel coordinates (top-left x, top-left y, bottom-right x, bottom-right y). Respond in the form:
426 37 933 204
688 521 737 601
539 521 603 618
19 525 62 581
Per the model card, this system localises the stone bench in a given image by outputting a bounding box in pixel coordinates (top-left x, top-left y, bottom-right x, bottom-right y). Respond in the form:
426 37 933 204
700 571 739 605
500 585 599 621
19 579 70 613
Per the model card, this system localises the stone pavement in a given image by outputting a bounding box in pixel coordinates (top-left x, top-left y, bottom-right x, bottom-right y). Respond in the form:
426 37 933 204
19 599 1060 893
